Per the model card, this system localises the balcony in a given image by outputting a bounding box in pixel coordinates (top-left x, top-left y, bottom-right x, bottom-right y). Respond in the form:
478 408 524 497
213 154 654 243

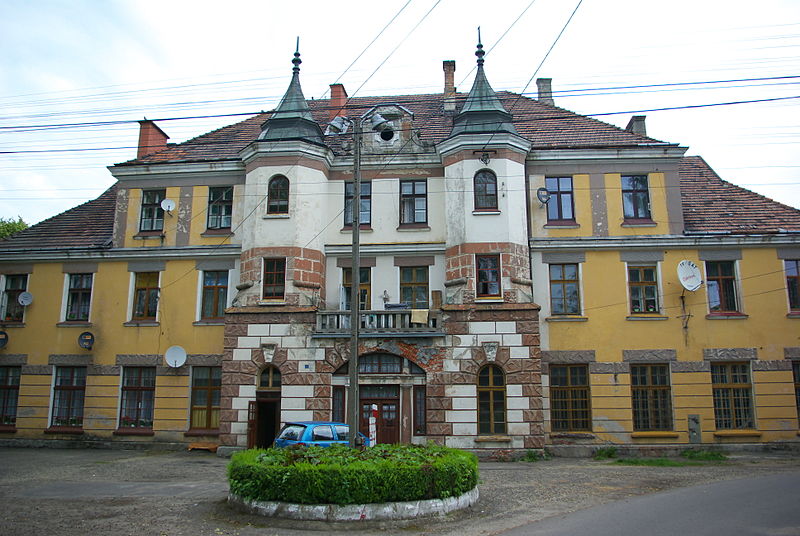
313 309 444 338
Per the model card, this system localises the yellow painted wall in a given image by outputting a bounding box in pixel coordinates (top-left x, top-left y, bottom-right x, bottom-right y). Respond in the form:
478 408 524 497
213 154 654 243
1 257 224 441
545 246 800 445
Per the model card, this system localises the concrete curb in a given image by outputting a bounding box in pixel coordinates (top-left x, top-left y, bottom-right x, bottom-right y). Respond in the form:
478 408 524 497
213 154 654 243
228 486 479 521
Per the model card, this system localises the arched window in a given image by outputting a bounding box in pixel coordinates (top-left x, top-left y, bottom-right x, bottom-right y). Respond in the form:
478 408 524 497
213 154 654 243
477 364 506 434
259 366 281 391
267 176 289 215
474 169 498 210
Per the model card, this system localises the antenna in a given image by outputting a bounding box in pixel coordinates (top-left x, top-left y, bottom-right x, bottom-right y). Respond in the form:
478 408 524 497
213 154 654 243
160 198 176 213
677 260 702 292
164 345 187 368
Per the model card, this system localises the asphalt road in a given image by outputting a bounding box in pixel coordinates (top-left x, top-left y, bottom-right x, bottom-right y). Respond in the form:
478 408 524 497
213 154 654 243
1 447 799 536
501 471 800 536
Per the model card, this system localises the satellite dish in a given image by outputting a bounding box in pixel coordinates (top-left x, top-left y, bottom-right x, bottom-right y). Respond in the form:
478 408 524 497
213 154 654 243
536 187 551 205
165 345 187 368
160 198 176 212
677 260 703 291
17 292 33 306
78 331 95 350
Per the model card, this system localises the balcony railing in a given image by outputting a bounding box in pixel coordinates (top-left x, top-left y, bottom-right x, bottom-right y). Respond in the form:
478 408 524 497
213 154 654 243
314 309 442 337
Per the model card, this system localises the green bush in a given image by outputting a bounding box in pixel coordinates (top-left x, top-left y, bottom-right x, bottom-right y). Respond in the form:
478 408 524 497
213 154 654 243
228 444 478 505
593 446 618 460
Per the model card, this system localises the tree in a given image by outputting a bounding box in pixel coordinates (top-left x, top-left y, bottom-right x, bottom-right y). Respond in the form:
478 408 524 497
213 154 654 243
0 217 28 240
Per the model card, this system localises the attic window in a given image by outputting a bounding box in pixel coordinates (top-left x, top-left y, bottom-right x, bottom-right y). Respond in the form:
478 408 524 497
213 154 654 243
380 128 395 141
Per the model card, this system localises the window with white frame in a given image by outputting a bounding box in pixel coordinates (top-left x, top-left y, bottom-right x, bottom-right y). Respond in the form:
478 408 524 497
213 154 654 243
1 274 27 322
207 186 233 230
65 273 93 322
139 189 166 232
132 272 159 321
705 261 740 313
399 179 427 225
628 265 659 314
200 270 228 320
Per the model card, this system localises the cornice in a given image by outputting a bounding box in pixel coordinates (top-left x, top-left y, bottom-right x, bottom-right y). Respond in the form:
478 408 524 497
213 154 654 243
527 146 687 163
0 244 241 263
239 140 334 167
436 132 532 158
324 242 447 256
108 160 245 181
529 233 800 250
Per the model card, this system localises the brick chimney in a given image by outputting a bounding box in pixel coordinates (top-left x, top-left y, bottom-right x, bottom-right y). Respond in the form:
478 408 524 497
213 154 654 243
329 83 348 120
626 115 647 136
443 60 456 113
137 120 169 159
536 78 554 106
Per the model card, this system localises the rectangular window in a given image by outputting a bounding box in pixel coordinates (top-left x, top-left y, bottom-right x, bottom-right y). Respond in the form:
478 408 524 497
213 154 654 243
332 386 345 423
786 260 800 312
119 367 155 429
400 179 427 225
793 361 800 428
628 266 659 314
711 362 755 430
207 187 233 230
631 364 673 431
545 176 574 222
400 266 429 308
190 366 221 430
262 259 286 300
706 261 739 313
139 189 166 232
344 182 371 226
549 264 580 315
550 364 591 431
201 270 228 320
2 274 28 322
132 272 159 320
621 175 651 220
476 255 501 298
65 273 93 322
343 267 371 310
0 366 21 427
51 366 86 428
413 385 426 435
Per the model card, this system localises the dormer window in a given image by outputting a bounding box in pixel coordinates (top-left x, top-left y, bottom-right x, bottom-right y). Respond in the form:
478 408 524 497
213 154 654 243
139 189 165 232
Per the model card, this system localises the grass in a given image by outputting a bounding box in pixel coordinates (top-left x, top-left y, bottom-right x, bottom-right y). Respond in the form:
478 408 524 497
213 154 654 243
593 447 618 460
522 450 550 462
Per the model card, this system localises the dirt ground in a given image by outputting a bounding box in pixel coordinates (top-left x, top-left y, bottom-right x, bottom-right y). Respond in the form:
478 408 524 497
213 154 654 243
1 447 798 536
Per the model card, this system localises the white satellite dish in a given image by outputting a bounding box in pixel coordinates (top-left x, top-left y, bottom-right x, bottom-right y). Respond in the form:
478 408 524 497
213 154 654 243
164 345 187 368
677 260 703 292
160 198 176 212
17 292 33 306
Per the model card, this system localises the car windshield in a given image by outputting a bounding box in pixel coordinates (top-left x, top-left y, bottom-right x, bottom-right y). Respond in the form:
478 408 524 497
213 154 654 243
334 425 350 441
277 424 305 441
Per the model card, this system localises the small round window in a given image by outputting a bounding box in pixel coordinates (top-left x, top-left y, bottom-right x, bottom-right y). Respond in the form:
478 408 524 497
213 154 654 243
380 128 394 141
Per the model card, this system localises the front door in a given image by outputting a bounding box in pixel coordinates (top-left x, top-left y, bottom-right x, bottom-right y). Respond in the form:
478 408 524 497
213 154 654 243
247 396 280 448
359 385 400 444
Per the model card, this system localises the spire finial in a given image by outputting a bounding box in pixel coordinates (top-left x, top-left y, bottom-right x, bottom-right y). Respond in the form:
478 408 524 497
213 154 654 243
292 37 301 74
475 27 485 67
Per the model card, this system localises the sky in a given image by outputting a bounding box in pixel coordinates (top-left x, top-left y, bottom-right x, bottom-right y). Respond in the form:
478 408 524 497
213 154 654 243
1 0 798 225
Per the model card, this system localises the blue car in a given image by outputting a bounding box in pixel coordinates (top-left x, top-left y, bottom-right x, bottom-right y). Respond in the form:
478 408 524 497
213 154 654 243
273 421 370 448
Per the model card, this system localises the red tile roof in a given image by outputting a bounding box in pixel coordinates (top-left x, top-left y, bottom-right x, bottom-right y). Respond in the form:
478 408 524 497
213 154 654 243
680 156 800 234
0 185 117 251
120 92 671 166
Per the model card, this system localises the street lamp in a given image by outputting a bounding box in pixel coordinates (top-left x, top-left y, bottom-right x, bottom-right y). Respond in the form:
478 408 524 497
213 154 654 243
329 111 390 447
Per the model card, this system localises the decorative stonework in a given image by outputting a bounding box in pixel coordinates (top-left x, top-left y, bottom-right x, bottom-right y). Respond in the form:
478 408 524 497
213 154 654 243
671 362 710 372
0 354 26 365
703 348 757 361
622 349 677 362
48 354 93 366
542 350 595 363
752 360 792 371
785 347 800 360
589 362 629 374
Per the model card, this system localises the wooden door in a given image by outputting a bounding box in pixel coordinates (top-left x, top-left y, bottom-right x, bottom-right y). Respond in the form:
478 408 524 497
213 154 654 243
360 400 400 444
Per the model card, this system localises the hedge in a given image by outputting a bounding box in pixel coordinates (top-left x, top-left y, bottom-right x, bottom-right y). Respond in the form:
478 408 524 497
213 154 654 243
228 443 479 505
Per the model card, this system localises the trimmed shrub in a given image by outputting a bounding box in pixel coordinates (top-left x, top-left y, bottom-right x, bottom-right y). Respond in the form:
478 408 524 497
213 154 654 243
228 444 478 505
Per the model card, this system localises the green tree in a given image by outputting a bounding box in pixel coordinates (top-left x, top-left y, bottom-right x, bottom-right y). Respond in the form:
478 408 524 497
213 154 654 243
0 217 28 240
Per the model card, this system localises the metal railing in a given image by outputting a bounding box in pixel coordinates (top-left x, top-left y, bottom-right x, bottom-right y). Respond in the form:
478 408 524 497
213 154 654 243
315 309 440 334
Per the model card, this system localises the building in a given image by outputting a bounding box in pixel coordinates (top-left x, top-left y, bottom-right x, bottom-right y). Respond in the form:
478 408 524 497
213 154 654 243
1 43 798 454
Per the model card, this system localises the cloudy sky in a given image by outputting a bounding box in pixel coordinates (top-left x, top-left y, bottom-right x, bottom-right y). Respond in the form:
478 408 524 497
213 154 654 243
1 0 798 224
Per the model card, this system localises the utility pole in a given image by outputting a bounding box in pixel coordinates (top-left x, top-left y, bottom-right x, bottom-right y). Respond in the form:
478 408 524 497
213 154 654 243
346 120 362 448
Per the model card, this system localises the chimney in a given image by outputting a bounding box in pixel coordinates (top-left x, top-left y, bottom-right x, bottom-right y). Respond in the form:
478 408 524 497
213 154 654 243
329 83 348 120
626 115 647 136
137 119 169 159
443 60 456 113
536 78 554 106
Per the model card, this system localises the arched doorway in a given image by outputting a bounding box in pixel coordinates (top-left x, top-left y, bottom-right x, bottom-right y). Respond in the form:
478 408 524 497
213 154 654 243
247 366 281 448
333 352 426 445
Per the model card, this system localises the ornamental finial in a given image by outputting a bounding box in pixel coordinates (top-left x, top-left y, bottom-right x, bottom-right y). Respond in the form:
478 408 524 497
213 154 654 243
292 37 301 74
475 27 485 67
